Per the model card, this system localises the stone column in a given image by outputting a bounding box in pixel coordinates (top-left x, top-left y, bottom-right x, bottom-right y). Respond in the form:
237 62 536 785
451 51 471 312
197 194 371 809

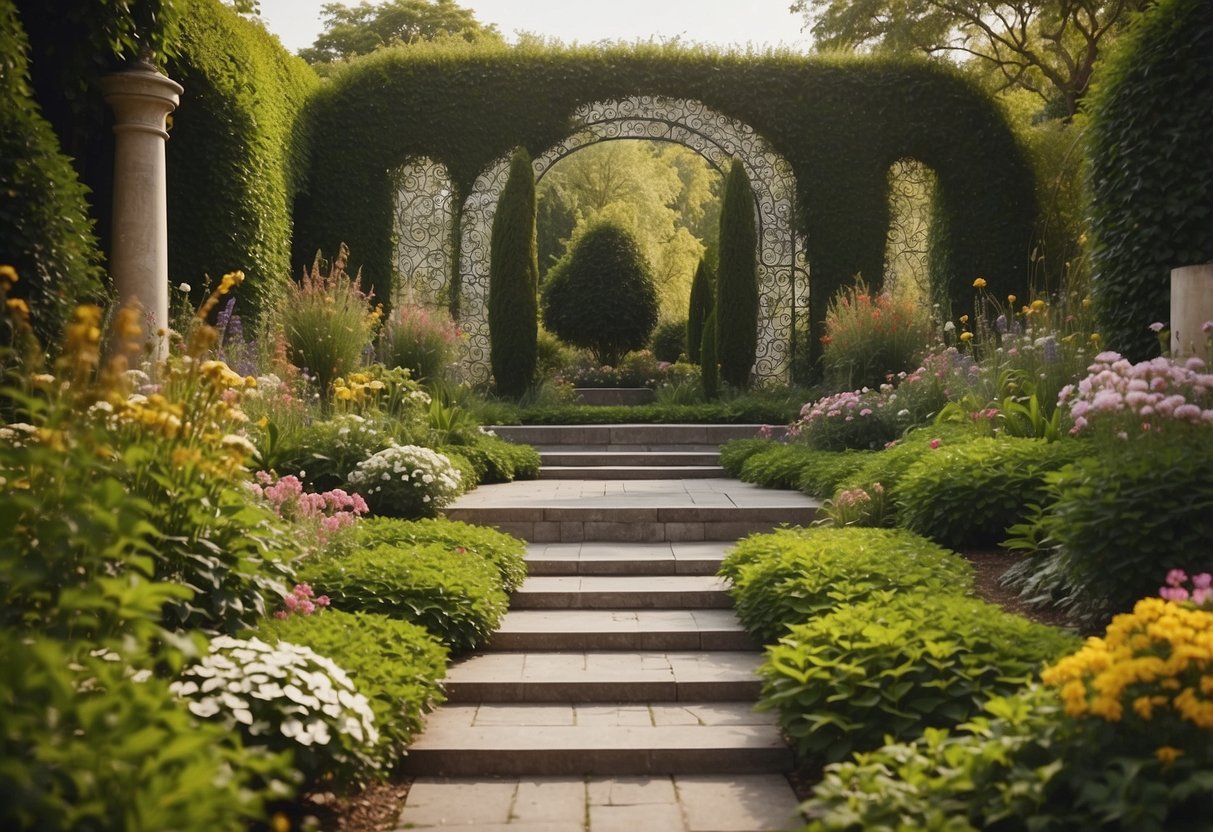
101 60 182 362
1170 264 1213 362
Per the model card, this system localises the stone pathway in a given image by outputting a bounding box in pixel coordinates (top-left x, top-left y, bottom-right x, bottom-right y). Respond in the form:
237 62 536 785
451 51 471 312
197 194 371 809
395 425 819 831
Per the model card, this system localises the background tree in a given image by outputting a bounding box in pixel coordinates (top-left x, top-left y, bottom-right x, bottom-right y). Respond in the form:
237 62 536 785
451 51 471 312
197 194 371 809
700 307 720 400
536 140 720 319
686 257 713 364
299 0 498 64
792 0 1149 118
540 219 659 366
715 160 758 389
488 148 538 398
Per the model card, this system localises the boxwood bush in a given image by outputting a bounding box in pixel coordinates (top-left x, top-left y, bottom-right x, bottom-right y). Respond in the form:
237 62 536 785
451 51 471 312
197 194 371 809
719 437 777 477
722 527 973 643
296 542 508 652
262 610 448 769
739 443 821 490
896 437 1084 549
356 516 528 594
760 592 1079 762
454 432 541 484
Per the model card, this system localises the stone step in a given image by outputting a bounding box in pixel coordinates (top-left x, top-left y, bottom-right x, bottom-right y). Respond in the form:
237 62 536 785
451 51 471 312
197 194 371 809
525 542 730 577
541 465 726 480
444 651 764 703
541 451 721 467
488 424 780 448
487 609 757 651
511 576 732 610
400 703 792 776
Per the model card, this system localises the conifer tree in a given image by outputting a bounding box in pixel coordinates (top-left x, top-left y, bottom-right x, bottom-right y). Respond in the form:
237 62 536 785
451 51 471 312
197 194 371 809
488 148 539 398
700 306 720 400
686 257 713 364
716 160 758 388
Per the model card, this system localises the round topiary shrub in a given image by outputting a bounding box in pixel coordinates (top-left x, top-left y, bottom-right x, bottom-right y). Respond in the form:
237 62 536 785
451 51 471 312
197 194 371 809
1086 0 1213 359
759 591 1079 763
651 318 687 363
540 219 658 367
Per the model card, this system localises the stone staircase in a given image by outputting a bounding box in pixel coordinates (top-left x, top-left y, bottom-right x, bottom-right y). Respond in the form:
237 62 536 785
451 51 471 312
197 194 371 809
397 425 818 830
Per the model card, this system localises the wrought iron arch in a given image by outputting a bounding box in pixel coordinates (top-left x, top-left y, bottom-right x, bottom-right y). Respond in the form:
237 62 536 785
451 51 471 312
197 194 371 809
394 96 808 384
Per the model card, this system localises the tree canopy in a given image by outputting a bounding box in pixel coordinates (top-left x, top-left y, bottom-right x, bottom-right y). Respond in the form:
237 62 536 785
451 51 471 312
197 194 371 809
792 0 1149 117
299 0 499 64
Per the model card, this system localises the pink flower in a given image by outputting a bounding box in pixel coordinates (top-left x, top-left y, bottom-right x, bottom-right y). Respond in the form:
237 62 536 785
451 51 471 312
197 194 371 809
1193 573 1212 590
929 439 941 449
1149 322 1165 333
1166 569 1189 587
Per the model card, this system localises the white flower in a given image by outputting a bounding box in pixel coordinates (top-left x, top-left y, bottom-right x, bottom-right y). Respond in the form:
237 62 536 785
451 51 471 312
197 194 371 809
177 282 191 292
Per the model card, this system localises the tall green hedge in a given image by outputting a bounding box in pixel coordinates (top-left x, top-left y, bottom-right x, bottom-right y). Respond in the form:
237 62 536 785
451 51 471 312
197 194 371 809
0 0 103 342
717 160 758 387
488 147 538 397
295 43 1037 365
164 0 317 319
686 256 712 364
1086 0 1213 360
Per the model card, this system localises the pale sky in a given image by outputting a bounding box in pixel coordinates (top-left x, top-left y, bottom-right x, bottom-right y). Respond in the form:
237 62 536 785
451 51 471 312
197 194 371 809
256 0 814 55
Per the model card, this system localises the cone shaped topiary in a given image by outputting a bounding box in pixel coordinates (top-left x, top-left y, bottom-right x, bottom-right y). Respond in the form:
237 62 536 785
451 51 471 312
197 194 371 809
701 306 720 400
488 148 539 398
717 160 758 388
540 219 659 367
686 256 713 365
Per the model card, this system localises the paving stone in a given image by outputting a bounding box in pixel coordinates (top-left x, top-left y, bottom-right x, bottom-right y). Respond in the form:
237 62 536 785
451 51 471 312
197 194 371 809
589 803 687 832
675 774 802 831
512 779 588 824
587 775 677 805
396 778 516 826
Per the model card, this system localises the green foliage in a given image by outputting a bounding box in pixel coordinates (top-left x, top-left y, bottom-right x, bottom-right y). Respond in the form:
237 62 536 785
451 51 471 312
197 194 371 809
1005 436 1213 629
166 0 317 319
896 436 1083 549
718 437 774 477
296 44 1036 357
0 633 294 831
651 319 687 362
796 450 875 497
488 147 539 398
716 160 759 388
282 245 379 398
452 431 541 485
800 683 1213 832
1086 0 1213 359
0 4 103 343
298 540 507 652
299 0 500 64
356 516 527 593
760 592 1079 762
346 444 466 519
700 305 720 399
836 424 980 495
722 527 973 643
275 413 397 491
738 443 839 491
686 257 713 364
541 219 659 366
262 610 448 769
488 396 803 426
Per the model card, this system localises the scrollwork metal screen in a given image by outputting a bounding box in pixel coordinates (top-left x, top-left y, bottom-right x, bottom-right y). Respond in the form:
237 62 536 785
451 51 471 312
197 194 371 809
391 158 457 310
393 98 806 383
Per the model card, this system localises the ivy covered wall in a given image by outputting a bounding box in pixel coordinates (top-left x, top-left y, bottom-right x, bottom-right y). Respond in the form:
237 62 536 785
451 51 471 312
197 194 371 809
295 43 1037 363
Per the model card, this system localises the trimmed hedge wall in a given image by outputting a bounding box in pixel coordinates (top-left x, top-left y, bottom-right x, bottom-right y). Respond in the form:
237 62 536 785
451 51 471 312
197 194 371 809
165 0 317 319
296 43 1037 362
1086 0 1213 359
0 0 104 342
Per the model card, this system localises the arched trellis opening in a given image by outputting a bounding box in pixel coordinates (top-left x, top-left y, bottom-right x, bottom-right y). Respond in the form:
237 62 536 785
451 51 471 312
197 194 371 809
392 96 808 385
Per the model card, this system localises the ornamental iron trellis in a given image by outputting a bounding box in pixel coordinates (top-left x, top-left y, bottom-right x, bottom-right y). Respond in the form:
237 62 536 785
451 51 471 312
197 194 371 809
391 159 457 310
392 96 808 384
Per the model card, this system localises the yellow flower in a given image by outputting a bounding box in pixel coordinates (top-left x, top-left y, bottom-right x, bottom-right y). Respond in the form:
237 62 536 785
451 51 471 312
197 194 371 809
972 277 987 288
959 314 969 324
0 264 18 290
1007 294 1017 304
1155 746 1183 765
1031 299 1046 312
959 331 973 343
1091 333 1101 345
1082 297 1093 308
5 298 30 320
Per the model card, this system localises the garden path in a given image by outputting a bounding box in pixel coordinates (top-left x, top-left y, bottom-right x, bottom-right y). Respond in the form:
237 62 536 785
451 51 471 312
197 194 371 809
395 425 819 832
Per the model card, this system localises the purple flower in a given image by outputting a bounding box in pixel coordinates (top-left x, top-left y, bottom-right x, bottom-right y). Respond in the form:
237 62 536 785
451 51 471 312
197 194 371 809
1149 322 1165 333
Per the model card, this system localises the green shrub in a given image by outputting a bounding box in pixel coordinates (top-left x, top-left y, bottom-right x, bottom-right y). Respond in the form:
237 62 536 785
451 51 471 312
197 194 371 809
1086 0 1213 359
0 634 294 831
796 450 875 497
262 610 448 769
456 431 541 484
1005 435 1213 629
356 516 528 593
502 397 802 426
701 306 720 399
722 527 973 643
488 147 539 398
821 278 931 391
378 303 461 383
281 245 379 398
275 413 397 490
716 160 758 388
297 541 508 651
0 6 103 344
719 438 774 477
760 592 1079 762
836 425 980 496
651 318 687 363
346 444 466 519
739 443 819 489
796 387 900 451
686 257 713 364
541 219 659 366
896 437 1083 549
